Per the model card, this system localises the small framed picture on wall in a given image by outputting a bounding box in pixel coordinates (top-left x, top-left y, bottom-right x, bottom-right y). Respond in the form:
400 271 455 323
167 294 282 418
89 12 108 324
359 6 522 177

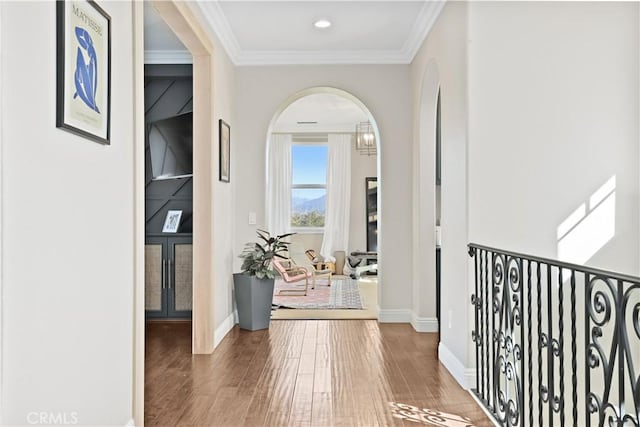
162 210 183 233
219 119 230 182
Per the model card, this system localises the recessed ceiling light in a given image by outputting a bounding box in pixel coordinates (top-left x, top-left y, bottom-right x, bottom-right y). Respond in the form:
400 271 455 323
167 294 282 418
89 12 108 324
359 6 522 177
314 19 331 29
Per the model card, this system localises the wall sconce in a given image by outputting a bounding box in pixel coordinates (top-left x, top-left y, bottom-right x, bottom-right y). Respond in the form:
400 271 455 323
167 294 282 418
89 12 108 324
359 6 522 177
355 121 376 156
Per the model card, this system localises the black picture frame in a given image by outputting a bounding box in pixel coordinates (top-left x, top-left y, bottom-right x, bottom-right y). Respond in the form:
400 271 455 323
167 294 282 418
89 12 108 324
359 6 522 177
56 0 111 145
365 177 378 252
219 119 230 182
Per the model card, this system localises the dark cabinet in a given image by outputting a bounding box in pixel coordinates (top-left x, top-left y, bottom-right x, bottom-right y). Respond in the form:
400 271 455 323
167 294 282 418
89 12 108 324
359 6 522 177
145 235 192 319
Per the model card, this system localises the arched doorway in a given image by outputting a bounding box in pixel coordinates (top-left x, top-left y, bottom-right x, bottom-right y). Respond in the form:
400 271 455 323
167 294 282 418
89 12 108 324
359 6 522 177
415 61 440 330
264 87 384 316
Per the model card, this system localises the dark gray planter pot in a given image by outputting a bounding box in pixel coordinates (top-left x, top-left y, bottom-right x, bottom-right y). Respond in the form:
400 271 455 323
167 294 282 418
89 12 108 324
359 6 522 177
233 273 275 331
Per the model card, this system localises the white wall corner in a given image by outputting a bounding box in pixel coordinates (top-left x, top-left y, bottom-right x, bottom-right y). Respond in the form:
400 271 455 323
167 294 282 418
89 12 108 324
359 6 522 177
402 0 447 61
438 342 475 390
410 313 439 333
214 310 237 348
191 1 241 64
378 308 412 323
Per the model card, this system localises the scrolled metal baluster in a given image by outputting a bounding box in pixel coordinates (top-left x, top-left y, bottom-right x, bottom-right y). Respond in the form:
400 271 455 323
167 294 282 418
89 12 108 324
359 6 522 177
570 270 578 426
537 261 544 427
547 264 554 427
487 252 501 413
586 276 618 427
558 268 565 426
482 251 493 406
472 247 479 395
585 272 591 427
616 280 624 427
623 284 640 426
527 260 533 427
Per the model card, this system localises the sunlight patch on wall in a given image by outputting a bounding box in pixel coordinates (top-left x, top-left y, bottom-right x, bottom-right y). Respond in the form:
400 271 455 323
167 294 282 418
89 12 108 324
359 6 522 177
389 402 475 426
557 176 616 265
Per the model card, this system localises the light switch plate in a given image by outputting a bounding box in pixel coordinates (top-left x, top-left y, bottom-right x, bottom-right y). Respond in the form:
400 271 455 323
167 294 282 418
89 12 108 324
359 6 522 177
248 212 257 225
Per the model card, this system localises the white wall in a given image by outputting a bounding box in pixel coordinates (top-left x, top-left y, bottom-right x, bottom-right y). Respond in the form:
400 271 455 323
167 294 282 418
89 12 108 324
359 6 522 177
1 1 134 425
209 27 237 332
234 66 413 311
468 1 640 276
411 1 470 372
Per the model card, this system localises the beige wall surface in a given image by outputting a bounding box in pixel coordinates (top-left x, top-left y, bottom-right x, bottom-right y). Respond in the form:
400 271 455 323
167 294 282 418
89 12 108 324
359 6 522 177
468 1 640 277
208 25 237 332
234 65 413 311
410 0 640 378
1 1 134 425
410 1 470 369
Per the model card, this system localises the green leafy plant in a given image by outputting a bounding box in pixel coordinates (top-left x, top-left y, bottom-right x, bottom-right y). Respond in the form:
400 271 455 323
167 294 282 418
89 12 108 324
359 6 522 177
239 229 295 279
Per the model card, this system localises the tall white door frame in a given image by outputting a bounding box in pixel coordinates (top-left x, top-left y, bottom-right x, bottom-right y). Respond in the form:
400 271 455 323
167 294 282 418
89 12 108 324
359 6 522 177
0 2 4 423
133 2 217 425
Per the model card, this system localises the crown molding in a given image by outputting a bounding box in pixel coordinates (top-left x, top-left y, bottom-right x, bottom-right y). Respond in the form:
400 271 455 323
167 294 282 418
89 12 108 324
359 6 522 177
401 1 447 61
196 1 242 64
144 50 192 64
192 1 446 66
234 49 410 66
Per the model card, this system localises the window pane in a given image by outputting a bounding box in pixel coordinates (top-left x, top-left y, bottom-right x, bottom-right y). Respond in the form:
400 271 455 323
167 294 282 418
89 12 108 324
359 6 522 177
292 145 327 185
291 188 326 227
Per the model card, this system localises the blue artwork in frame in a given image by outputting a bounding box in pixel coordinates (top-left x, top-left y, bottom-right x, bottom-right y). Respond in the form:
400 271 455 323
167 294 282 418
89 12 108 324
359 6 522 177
56 0 111 145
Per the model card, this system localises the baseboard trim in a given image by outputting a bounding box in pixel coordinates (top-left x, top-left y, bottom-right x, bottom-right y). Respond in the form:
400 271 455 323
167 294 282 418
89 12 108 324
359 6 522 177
410 313 438 332
438 342 475 390
214 310 237 348
469 390 500 426
377 309 412 323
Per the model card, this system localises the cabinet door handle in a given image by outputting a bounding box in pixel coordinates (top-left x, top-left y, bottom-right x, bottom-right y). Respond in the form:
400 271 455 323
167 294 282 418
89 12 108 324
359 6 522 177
162 259 166 289
168 260 172 289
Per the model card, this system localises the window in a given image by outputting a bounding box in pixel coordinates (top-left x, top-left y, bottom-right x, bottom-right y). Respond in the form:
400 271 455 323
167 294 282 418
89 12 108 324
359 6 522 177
291 144 328 229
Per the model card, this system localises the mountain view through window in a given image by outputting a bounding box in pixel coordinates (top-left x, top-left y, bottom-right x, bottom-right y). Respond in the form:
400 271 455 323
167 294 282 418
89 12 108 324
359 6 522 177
291 144 327 228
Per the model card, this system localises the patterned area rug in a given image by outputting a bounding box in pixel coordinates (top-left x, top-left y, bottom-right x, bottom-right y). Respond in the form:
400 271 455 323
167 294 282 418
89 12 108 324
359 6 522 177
272 277 364 310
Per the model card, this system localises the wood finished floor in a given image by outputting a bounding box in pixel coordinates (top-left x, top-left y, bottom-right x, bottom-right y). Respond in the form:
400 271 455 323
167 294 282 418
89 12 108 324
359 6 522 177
145 320 491 427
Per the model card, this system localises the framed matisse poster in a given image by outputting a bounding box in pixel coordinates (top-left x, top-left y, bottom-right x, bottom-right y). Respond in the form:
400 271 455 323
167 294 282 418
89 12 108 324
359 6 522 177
56 0 111 145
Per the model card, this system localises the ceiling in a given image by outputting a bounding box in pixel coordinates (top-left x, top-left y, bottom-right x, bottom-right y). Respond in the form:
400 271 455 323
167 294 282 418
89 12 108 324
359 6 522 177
144 2 191 64
144 1 445 65
272 94 369 133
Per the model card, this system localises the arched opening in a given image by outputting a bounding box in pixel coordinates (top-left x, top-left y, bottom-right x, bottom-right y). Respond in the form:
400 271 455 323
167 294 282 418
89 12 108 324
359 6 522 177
414 61 440 331
264 87 384 317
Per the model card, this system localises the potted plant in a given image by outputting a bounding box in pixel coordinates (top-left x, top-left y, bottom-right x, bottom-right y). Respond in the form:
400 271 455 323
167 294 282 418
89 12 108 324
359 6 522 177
233 229 294 330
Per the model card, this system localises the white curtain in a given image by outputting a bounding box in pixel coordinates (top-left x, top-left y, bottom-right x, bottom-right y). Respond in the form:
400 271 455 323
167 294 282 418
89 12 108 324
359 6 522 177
320 134 352 259
266 133 292 236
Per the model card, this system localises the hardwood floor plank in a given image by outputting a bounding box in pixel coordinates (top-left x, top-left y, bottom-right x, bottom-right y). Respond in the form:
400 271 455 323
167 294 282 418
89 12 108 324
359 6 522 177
145 320 490 427
288 373 314 426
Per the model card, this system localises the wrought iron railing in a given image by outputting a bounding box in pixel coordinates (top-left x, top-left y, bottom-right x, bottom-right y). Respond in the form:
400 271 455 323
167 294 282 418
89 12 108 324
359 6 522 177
469 243 640 427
